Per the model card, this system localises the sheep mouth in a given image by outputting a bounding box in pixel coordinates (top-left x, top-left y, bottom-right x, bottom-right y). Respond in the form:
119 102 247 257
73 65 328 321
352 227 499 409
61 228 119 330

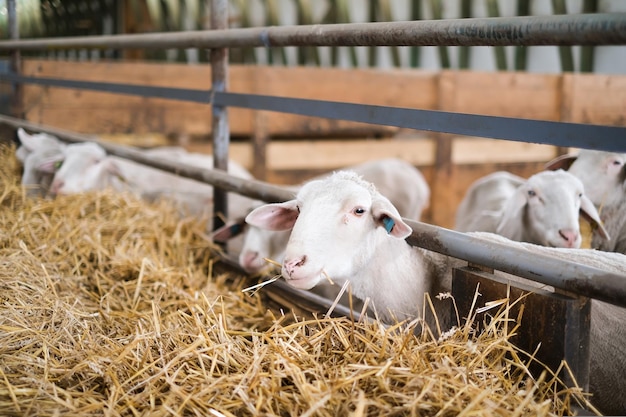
546 239 580 249
282 273 322 290
240 257 267 274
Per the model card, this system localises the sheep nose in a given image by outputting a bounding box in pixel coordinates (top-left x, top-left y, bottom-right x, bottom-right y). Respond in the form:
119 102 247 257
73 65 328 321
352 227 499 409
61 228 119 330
50 179 64 195
240 251 259 272
559 229 579 248
283 255 307 278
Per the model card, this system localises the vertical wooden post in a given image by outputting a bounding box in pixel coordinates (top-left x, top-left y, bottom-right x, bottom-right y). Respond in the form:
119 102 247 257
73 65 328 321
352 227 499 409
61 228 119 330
431 134 454 227
211 0 229 231
252 112 268 181
8 0 23 120
430 73 454 228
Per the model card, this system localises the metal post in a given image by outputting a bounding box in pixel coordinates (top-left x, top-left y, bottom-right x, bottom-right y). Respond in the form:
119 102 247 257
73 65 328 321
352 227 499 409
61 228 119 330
8 0 22 119
210 0 229 231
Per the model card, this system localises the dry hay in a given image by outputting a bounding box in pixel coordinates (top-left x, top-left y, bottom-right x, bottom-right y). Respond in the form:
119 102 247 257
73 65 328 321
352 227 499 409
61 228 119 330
0 144 594 416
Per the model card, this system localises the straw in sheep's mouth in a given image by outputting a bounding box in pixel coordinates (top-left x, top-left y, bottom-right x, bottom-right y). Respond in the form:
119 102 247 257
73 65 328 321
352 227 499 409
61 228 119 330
263 257 282 268
241 274 281 295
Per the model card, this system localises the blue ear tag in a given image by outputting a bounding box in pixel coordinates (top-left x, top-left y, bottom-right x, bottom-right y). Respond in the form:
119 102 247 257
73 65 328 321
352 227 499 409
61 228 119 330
383 217 395 234
230 223 242 236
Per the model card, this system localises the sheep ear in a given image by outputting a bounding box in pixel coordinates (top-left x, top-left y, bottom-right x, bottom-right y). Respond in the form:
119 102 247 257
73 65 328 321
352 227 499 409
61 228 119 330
16 128 36 151
496 188 527 240
103 159 126 181
544 153 577 171
212 218 247 243
246 200 299 231
371 197 412 239
580 195 610 240
37 155 64 173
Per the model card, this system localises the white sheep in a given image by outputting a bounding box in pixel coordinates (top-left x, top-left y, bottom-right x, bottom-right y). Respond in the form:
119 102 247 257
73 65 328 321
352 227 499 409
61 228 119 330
15 128 66 197
589 298 626 415
215 158 430 274
547 150 626 254
454 170 609 248
245 170 449 325
42 141 256 227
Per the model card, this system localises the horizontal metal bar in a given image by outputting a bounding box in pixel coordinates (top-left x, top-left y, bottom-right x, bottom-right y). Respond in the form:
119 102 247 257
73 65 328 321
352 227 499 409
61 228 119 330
0 73 212 103
0 14 624 51
5 74 623 152
2 115 624 308
405 220 626 308
215 92 626 153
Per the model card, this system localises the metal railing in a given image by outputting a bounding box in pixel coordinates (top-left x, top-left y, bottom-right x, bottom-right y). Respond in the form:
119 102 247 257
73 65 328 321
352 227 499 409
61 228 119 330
1 1 625 294
0 113 624 310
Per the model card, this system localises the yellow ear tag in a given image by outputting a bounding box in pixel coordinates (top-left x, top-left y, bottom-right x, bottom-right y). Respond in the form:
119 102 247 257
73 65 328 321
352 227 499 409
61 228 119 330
579 217 593 249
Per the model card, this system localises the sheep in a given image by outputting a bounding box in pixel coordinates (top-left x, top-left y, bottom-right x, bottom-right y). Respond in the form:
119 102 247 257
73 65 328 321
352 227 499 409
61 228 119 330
245 170 450 325
546 150 626 254
215 158 430 274
454 170 609 249
248 170 623 413
41 141 256 228
14 128 66 197
588 298 626 415
14 129 191 198
468 231 626 416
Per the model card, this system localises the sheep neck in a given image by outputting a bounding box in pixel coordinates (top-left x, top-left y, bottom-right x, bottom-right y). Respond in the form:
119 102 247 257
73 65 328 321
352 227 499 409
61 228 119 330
345 230 435 322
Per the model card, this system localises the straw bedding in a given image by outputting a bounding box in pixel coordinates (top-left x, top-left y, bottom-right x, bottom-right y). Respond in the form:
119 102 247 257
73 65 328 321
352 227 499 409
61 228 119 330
0 144 593 416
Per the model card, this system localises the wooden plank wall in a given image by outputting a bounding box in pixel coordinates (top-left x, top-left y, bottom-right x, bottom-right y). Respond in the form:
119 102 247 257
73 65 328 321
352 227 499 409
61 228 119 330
430 71 563 227
22 60 437 137
20 60 626 228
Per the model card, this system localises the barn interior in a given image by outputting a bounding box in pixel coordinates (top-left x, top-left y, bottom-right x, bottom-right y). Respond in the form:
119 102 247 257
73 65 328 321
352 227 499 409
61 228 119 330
1 1 625 416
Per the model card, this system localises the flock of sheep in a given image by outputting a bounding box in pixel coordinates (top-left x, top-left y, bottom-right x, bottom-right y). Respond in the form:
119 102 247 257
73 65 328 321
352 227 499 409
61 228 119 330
14 128 626 415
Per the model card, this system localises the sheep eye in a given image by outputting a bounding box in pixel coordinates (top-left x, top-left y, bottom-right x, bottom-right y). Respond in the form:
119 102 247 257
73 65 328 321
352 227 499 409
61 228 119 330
296 205 300 214
353 207 366 216
527 189 536 197
54 161 63 170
